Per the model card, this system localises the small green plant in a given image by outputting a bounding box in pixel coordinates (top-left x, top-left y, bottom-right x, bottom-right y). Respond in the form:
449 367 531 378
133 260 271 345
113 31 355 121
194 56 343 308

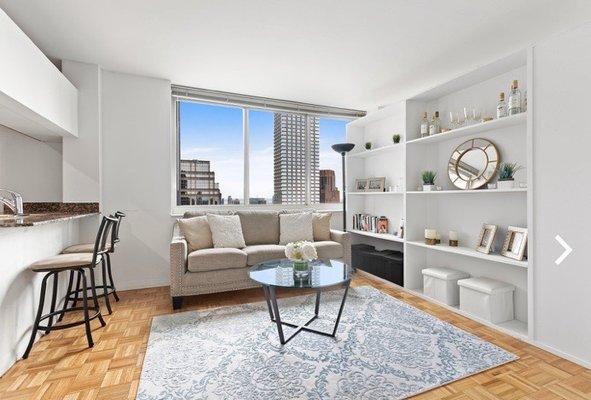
365 142 372 150
392 134 401 144
498 162 522 180
421 170 437 185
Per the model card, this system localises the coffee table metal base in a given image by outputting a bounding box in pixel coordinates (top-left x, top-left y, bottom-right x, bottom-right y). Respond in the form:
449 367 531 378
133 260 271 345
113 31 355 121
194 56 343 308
261 281 351 345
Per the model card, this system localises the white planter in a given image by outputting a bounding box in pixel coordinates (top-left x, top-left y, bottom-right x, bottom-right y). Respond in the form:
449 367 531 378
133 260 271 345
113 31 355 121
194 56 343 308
422 184 436 191
497 179 515 190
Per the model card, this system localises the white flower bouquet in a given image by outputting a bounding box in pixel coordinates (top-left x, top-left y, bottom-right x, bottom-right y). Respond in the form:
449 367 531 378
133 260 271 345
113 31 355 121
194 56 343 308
285 241 317 278
285 241 318 262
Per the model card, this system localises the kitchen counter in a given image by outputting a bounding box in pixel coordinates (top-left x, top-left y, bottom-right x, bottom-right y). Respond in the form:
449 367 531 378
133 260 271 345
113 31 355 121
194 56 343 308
0 212 99 227
0 205 99 374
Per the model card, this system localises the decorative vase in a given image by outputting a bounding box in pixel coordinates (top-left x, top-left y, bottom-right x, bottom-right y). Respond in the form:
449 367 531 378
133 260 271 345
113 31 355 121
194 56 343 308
423 184 436 192
293 261 310 279
497 179 515 190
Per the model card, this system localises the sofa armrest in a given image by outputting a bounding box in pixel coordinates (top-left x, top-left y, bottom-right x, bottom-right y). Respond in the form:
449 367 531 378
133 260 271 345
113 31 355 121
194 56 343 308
330 229 351 267
170 222 188 297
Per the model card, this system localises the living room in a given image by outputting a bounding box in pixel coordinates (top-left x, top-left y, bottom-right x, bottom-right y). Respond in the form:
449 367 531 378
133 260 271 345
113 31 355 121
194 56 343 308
1 1 591 399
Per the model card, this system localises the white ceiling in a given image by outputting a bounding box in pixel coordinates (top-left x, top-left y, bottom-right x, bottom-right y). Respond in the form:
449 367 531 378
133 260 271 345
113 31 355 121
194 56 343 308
2 0 591 110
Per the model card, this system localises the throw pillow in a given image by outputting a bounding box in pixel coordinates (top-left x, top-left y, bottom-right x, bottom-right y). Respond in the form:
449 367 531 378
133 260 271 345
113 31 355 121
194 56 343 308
313 212 332 241
177 216 213 252
207 214 246 248
279 212 314 245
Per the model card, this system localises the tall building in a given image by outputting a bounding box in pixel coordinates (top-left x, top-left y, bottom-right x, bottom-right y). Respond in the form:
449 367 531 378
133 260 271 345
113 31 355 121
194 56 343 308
273 113 319 204
178 159 222 205
320 169 340 203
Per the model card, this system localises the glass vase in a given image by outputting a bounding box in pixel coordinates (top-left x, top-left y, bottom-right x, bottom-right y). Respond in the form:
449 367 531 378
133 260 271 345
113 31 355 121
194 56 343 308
293 260 310 279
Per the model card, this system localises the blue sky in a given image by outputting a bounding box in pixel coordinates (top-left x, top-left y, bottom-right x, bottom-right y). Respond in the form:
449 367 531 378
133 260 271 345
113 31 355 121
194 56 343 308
179 101 346 200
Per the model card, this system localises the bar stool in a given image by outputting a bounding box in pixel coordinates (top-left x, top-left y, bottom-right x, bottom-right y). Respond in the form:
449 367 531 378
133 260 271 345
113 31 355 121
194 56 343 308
61 211 125 315
22 215 117 359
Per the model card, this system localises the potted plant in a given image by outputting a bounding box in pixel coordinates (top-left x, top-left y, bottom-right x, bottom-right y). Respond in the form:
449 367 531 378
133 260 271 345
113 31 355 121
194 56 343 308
392 134 401 144
365 142 372 150
421 170 437 191
285 241 318 279
497 162 522 189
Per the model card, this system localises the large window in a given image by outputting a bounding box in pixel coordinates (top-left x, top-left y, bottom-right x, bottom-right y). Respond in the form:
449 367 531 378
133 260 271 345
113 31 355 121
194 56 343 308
177 102 243 205
174 92 356 208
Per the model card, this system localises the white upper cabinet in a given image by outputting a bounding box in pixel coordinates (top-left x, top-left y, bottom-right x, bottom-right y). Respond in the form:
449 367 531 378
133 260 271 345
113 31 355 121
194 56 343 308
0 9 77 141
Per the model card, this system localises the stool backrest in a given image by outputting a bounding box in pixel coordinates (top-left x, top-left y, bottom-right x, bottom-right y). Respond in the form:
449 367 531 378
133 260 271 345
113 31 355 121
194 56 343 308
93 215 118 265
109 211 125 250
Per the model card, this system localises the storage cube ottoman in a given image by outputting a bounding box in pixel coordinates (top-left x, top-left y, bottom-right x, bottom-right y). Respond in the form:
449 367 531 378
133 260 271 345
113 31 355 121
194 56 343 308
458 277 515 323
422 267 470 306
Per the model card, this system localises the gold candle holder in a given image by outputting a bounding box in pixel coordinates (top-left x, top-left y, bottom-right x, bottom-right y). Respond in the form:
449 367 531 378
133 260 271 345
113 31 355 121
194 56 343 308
425 238 437 245
449 239 459 247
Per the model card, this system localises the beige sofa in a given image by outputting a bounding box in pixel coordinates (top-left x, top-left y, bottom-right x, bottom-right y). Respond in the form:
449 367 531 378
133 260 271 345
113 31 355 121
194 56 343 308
170 210 351 309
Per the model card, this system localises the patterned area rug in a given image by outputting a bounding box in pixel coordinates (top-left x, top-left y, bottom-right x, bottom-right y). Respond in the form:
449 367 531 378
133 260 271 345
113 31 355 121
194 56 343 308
138 286 517 399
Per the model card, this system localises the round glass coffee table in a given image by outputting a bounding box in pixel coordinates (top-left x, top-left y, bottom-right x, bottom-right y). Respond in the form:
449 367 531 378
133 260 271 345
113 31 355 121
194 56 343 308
249 258 353 345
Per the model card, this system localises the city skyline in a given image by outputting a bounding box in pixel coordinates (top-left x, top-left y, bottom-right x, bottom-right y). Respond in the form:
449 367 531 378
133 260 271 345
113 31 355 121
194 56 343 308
178 101 346 203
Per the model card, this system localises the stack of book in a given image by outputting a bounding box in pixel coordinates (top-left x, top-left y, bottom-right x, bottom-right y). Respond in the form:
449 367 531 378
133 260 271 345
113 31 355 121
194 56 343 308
352 214 379 233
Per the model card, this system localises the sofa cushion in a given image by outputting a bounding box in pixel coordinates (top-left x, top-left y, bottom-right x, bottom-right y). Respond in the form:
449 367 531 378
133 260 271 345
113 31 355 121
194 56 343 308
313 213 332 241
243 244 286 266
313 241 344 260
279 212 314 244
237 210 280 245
207 214 246 248
187 248 247 272
177 216 213 252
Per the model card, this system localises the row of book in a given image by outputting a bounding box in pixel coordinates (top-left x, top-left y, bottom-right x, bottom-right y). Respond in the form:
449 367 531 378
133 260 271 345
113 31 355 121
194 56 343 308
352 214 380 233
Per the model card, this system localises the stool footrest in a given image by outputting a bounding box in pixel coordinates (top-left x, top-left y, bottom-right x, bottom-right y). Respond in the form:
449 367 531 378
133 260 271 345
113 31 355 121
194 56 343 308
38 307 103 330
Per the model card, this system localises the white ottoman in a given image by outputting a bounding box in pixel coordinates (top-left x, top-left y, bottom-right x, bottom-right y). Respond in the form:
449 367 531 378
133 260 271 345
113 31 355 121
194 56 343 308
422 267 470 306
458 277 515 323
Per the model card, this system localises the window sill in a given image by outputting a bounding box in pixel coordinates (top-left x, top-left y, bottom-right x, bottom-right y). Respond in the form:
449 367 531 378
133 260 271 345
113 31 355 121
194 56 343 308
170 203 343 217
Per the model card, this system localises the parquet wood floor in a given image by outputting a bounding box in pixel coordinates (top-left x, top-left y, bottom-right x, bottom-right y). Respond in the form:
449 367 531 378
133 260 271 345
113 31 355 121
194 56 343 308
1 271 589 399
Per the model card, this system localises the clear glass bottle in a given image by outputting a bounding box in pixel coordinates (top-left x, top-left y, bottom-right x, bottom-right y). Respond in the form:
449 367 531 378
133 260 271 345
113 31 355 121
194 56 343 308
508 80 522 115
420 112 429 137
496 92 507 118
429 111 440 135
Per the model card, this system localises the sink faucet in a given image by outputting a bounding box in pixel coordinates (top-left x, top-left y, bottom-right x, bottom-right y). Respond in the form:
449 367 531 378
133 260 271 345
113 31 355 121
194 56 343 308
0 189 24 216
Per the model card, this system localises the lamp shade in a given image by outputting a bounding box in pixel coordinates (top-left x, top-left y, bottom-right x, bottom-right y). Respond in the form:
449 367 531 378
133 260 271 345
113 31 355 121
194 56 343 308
331 143 355 154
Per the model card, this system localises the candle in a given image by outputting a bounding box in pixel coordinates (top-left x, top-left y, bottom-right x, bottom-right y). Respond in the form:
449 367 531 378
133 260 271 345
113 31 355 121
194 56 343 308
435 232 441 240
425 229 437 239
449 230 458 240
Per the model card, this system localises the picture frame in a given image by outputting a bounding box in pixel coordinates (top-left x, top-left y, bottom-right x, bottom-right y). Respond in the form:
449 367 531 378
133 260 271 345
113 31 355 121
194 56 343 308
476 224 497 254
355 178 368 192
367 177 386 192
501 226 528 260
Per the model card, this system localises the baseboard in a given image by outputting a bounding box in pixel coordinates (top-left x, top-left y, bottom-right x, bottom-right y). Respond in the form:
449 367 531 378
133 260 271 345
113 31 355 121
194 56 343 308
531 341 591 369
117 279 169 292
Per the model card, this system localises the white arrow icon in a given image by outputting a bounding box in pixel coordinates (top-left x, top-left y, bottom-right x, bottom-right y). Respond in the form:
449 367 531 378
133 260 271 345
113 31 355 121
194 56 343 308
555 235 572 265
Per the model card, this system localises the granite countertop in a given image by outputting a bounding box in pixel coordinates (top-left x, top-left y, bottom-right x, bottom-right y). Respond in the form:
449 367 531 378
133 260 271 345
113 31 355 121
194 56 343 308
0 212 99 228
0 202 100 228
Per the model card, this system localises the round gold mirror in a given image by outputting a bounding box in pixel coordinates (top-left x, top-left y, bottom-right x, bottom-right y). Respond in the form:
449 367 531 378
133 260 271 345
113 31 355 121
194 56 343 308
448 138 499 190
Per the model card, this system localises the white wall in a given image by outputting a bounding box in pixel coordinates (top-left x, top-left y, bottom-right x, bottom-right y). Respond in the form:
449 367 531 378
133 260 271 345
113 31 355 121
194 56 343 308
0 125 62 201
532 22 591 366
61 61 101 203
101 71 173 290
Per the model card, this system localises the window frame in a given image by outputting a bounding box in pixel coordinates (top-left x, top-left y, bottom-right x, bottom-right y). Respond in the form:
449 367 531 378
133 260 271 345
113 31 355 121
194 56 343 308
170 97 352 216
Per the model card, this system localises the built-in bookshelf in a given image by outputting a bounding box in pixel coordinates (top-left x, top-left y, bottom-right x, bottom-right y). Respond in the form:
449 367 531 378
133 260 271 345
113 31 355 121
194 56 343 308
346 49 532 340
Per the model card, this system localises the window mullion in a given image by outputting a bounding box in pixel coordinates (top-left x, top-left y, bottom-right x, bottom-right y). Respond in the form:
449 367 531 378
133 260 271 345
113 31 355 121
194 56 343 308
243 108 250 205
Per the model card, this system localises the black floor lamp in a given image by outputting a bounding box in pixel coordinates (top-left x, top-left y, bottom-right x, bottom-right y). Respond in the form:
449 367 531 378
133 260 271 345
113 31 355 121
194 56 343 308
331 143 355 231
